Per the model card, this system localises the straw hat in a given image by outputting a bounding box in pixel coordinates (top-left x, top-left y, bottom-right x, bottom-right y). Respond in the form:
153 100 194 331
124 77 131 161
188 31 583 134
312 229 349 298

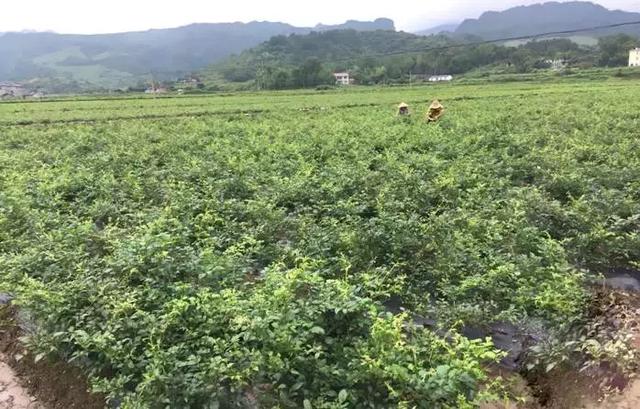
428 100 443 110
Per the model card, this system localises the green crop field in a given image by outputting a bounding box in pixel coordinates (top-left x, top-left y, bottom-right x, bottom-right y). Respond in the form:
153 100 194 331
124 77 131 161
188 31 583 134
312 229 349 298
1 80 639 408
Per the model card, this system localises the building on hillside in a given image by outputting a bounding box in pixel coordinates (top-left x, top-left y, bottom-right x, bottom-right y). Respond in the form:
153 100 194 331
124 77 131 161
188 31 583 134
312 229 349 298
176 77 203 89
629 48 640 67
428 75 453 82
333 72 352 86
544 59 567 70
145 87 168 94
0 82 29 98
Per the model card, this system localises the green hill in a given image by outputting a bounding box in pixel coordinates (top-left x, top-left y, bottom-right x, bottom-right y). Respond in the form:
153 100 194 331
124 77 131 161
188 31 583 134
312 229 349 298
202 24 639 90
202 30 457 89
0 19 394 92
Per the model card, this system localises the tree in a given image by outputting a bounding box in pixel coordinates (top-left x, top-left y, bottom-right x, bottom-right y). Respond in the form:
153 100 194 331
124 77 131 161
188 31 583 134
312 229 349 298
510 48 535 73
598 34 638 67
273 70 291 89
292 58 333 88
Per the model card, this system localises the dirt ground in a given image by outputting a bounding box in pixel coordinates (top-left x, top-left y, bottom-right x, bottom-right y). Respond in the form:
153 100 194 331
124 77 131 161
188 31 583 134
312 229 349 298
0 306 105 409
484 287 640 409
0 356 42 409
585 379 640 409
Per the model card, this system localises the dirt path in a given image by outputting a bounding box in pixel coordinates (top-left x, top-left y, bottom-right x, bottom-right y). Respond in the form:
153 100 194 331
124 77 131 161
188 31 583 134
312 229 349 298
0 355 41 409
0 305 105 409
585 379 640 409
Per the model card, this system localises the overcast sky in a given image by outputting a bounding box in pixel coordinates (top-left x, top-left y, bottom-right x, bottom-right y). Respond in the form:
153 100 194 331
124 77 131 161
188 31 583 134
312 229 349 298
3 0 640 34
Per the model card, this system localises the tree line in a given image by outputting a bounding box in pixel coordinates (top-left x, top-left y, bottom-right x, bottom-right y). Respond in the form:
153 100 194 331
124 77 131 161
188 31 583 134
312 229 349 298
203 30 639 90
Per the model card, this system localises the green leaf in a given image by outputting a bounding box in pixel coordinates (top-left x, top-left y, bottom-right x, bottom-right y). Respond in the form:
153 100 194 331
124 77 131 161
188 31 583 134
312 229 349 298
310 326 325 335
338 389 348 403
303 399 312 409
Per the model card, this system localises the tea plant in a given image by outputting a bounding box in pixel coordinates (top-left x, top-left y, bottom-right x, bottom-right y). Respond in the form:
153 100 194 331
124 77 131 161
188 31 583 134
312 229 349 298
1 80 639 407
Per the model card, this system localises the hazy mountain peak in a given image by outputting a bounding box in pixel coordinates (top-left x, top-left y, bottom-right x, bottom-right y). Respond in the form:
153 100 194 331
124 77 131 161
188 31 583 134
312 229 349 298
314 18 395 31
455 1 640 40
414 23 459 36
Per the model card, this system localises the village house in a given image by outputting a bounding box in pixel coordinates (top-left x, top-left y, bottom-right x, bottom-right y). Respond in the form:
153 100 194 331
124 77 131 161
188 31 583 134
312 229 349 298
176 77 203 89
545 59 567 70
0 82 29 99
145 87 168 94
428 75 453 82
629 48 640 67
333 72 352 86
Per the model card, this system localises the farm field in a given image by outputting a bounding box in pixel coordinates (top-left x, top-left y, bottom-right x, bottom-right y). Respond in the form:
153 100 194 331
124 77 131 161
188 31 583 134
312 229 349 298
1 80 640 408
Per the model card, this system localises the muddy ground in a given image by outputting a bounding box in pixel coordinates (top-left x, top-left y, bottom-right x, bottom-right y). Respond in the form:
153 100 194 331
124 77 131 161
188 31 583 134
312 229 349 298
0 306 105 409
0 357 42 409
484 287 640 409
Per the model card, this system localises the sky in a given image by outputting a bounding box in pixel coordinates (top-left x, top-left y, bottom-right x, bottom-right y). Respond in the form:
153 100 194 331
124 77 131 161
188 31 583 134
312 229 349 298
3 0 640 34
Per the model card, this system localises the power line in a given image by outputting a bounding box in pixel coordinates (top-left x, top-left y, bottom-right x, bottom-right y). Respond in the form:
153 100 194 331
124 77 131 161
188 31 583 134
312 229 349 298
328 20 640 64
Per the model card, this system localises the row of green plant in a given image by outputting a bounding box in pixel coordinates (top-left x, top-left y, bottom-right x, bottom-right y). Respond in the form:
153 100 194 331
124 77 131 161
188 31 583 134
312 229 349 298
1 82 639 407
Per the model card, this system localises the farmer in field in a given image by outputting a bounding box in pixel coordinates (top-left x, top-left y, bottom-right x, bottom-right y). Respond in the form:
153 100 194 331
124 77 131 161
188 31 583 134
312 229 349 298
426 100 444 122
397 102 410 116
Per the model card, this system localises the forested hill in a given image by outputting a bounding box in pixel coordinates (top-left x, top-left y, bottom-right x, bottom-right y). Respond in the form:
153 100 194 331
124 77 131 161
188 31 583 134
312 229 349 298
203 25 640 90
0 19 393 92
218 30 449 72
455 1 640 40
203 30 457 88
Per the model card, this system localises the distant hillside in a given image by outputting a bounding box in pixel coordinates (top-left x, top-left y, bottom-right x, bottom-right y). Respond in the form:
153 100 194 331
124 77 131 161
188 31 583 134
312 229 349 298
456 1 640 40
220 30 439 67
315 18 395 32
0 19 393 91
204 23 626 90
415 23 459 36
202 29 472 89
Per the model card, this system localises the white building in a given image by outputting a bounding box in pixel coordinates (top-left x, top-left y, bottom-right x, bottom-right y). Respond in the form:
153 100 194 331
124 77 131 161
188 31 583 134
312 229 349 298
145 87 168 94
0 82 29 98
333 72 352 86
545 59 567 70
629 48 640 67
428 75 453 82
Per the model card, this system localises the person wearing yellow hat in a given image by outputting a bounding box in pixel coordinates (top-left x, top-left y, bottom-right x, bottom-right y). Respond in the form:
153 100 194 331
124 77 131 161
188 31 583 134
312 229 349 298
426 100 444 122
397 102 410 116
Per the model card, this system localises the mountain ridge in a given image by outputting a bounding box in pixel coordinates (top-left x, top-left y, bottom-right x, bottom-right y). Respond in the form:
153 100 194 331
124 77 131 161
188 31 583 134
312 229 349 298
0 19 394 91
414 23 459 36
455 1 640 40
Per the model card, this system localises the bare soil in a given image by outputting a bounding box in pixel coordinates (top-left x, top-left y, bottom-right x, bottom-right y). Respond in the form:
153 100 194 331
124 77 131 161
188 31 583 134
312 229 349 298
483 288 640 409
0 306 105 409
0 357 42 409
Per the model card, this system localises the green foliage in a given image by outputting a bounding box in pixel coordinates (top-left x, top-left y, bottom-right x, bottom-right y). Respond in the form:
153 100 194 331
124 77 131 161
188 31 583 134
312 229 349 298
1 81 639 407
598 34 639 67
0 20 392 91
205 30 633 89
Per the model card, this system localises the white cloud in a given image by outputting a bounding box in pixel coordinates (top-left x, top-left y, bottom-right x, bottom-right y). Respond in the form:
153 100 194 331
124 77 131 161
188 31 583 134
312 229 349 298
2 0 640 34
